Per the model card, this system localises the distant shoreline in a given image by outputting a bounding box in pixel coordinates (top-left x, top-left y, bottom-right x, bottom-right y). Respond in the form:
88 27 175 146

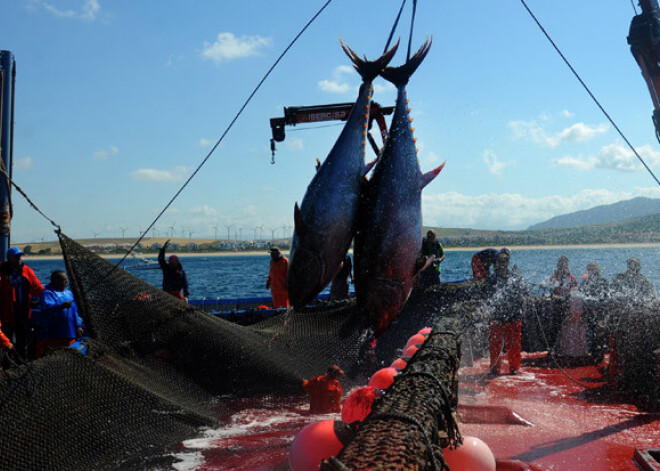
21 242 659 261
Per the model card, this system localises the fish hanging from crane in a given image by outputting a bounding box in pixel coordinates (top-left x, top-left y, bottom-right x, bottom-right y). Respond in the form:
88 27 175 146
287 40 399 310
354 38 445 337
629 0 660 142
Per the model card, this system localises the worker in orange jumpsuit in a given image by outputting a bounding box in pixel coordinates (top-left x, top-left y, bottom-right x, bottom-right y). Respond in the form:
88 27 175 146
266 246 289 308
303 365 344 413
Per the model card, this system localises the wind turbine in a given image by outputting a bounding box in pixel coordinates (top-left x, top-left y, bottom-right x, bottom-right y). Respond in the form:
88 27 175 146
92 230 101 238
225 224 232 241
269 227 278 240
119 226 128 238
188 230 194 239
213 225 218 239
238 228 243 240
257 224 264 240
151 226 158 238
168 221 176 238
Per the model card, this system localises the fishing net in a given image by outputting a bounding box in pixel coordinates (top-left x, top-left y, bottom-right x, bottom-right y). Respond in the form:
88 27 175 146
0 233 370 470
2 233 659 470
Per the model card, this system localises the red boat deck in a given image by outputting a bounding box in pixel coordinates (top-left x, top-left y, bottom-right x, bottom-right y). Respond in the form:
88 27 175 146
458 352 660 470
174 352 660 470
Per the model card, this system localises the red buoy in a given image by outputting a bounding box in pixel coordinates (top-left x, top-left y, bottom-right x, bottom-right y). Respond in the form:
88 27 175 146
417 327 432 335
402 344 419 358
341 386 380 423
404 333 427 350
289 420 344 471
390 357 407 370
367 367 399 390
442 436 496 471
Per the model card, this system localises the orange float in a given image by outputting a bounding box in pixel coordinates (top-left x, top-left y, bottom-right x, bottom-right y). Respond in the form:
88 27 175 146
367 367 399 389
341 386 380 423
289 420 344 471
442 436 496 471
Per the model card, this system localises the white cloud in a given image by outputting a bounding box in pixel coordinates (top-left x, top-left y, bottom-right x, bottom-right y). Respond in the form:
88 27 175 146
201 32 271 63
420 150 440 167
422 187 658 230
318 80 352 94
286 138 304 151
93 145 118 160
556 143 660 172
318 65 356 94
34 0 100 21
373 81 396 94
130 166 189 183
199 138 212 147
189 205 219 217
482 150 509 177
15 157 33 171
509 119 609 148
561 110 575 118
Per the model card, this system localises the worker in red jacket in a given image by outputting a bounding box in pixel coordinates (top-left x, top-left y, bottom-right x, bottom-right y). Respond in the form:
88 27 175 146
0 247 45 361
0 318 14 368
303 365 344 413
266 246 289 308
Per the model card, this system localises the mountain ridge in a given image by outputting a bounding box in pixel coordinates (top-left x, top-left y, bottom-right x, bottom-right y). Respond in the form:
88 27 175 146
526 196 660 230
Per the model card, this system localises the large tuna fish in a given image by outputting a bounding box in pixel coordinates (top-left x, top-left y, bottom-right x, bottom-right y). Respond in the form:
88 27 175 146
287 41 398 309
354 38 444 336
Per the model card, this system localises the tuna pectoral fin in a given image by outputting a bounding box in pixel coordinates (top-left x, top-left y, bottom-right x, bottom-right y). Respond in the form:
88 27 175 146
362 156 378 177
340 38 400 83
380 37 432 87
294 202 307 238
421 161 445 189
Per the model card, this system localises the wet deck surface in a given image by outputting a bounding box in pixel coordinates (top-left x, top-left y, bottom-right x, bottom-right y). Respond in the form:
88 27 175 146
458 352 660 470
173 352 660 470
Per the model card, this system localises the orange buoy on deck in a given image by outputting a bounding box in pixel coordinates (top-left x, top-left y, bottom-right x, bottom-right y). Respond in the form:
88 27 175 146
442 436 496 471
289 420 344 471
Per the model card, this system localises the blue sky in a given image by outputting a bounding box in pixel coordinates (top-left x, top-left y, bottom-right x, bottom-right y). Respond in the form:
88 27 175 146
3 0 660 243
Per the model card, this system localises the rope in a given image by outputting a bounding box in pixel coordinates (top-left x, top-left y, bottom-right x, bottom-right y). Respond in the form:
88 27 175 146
384 0 408 53
631 0 639 15
520 0 660 187
0 166 60 231
111 0 335 270
407 0 418 61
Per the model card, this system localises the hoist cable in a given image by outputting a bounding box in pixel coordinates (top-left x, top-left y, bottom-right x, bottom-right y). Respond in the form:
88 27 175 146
407 0 418 61
0 166 60 231
384 0 408 53
520 0 660 187
110 0 335 271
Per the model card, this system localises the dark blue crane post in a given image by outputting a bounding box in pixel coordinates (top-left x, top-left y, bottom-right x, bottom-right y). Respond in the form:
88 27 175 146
0 50 15 261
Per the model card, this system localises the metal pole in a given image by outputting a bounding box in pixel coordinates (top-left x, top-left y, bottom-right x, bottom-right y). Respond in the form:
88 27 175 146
0 50 15 262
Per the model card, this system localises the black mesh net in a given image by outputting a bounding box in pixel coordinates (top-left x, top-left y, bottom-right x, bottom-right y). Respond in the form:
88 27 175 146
2 233 659 470
0 233 370 470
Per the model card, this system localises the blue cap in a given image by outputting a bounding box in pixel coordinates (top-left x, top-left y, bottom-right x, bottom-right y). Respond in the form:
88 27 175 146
7 247 24 257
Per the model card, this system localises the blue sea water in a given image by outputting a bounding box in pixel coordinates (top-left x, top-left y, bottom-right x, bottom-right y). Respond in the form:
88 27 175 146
25 246 660 300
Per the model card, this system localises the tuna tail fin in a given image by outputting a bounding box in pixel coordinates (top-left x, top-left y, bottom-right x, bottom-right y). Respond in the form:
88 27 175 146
380 37 432 87
421 161 445 189
340 38 400 83
294 202 307 238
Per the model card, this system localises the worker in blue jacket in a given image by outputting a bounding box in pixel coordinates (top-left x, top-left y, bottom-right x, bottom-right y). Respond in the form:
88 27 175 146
33 270 84 358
